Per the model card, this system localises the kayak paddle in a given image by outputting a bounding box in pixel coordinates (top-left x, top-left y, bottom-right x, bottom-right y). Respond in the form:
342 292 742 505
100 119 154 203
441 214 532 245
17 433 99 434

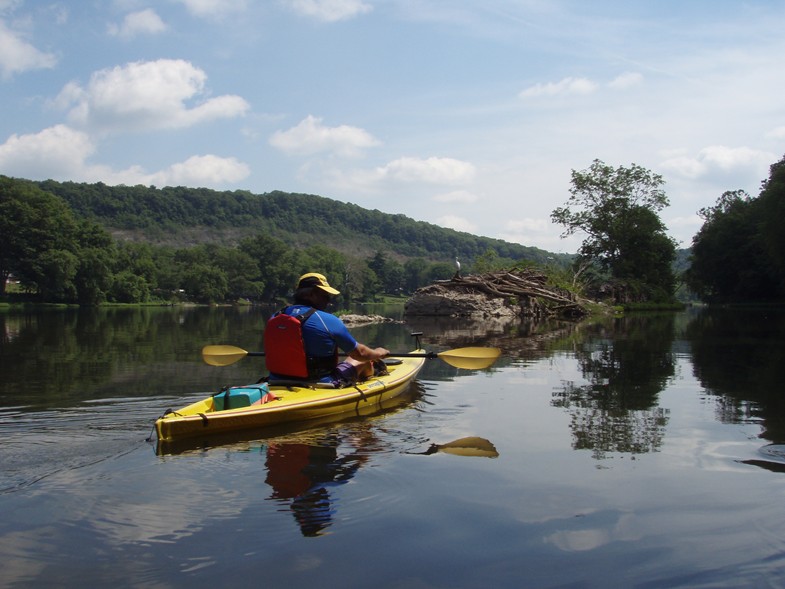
201 344 501 370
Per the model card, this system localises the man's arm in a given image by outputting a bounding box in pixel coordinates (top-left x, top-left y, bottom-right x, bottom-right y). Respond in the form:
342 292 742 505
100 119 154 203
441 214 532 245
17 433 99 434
349 342 389 363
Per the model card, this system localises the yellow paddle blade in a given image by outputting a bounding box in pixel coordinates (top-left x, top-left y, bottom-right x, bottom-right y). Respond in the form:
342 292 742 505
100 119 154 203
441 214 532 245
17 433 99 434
435 437 499 458
202 345 250 366
436 347 501 370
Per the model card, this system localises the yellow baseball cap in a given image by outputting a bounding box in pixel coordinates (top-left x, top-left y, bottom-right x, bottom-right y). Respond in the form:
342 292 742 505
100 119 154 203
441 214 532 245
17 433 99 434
297 272 340 295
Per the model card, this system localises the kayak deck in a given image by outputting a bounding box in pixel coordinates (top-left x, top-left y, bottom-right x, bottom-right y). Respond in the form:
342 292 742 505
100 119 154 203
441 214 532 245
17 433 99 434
155 350 426 442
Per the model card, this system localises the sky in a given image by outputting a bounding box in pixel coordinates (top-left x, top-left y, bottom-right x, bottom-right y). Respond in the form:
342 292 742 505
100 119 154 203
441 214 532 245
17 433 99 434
1 0 784 254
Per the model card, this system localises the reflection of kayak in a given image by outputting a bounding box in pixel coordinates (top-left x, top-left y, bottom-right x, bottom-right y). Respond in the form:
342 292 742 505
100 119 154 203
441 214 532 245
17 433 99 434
155 351 426 443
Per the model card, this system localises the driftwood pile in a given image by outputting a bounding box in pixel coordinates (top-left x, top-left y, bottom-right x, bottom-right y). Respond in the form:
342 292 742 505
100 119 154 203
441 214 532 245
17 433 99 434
405 269 589 319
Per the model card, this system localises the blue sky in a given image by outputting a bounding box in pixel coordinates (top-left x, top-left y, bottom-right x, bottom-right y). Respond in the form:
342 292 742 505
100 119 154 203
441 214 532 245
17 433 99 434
2 0 784 254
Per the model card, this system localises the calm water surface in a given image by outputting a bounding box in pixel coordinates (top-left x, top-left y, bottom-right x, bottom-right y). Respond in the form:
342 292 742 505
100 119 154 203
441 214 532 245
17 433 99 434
1 306 785 588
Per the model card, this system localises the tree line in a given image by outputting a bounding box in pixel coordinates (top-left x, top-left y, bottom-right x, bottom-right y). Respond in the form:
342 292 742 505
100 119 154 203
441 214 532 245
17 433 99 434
5 151 782 308
686 155 785 303
549 155 785 306
0 177 507 305
32 179 553 264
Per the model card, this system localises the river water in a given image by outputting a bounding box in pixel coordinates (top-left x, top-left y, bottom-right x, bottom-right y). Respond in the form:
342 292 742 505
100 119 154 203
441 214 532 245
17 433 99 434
1 305 784 588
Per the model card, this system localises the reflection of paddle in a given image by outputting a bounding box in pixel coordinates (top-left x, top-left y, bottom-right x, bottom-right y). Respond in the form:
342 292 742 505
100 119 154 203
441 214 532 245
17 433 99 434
412 436 499 458
202 344 501 370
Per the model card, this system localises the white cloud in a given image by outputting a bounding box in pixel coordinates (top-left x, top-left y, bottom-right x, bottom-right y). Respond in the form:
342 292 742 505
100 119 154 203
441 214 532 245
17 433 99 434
0 125 94 178
765 126 785 139
174 0 248 19
608 72 643 90
316 156 477 196
519 72 641 100
56 59 249 133
285 0 372 22
520 76 598 99
269 115 380 157
0 125 249 188
505 218 549 233
93 154 250 188
145 154 250 186
435 214 477 233
376 156 476 184
498 217 582 251
108 9 167 39
660 145 775 180
0 19 57 78
433 189 479 204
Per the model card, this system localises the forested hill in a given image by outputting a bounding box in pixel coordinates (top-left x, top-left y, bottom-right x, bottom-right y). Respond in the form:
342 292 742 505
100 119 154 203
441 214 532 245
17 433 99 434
34 180 558 264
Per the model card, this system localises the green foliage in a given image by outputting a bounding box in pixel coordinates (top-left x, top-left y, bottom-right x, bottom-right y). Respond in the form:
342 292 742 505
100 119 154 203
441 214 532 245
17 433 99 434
34 180 554 264
551 160 677 303
110 270 151 303
757 157 785 291
403 258 429 293
687 155 785 303
0 177 79 298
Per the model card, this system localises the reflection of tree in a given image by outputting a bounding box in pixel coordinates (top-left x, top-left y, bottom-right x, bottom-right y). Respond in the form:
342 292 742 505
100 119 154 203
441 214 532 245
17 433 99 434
264 430 375 537
551 315 674 459
687 308 785 441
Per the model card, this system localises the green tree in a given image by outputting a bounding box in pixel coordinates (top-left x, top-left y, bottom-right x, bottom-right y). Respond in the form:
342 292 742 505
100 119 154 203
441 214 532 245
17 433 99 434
756 155 785 293
366 250 404 295
35 249 79 302
427 262 455 282
116 242 159 289
0 177 80 299
474 248 501 274
238 234 294 301
74 220 116 304
181 263 229 304
110 270 151 303
686 190 777 302
213 247 265 301
551 160 677 303
403 258 429 293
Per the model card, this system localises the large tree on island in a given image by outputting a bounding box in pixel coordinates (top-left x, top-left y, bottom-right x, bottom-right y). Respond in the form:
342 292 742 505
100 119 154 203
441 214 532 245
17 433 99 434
551 160 677 303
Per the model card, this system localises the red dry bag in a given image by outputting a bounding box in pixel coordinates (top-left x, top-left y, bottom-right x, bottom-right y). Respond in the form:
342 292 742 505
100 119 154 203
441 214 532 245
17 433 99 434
264 308 316 378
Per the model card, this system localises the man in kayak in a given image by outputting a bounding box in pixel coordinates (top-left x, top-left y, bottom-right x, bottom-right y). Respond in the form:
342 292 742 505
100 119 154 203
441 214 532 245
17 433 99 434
265 272 389 386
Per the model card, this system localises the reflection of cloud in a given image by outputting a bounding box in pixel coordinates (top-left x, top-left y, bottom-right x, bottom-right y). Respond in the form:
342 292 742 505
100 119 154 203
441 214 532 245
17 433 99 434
545 513 642 552
0 529 49 583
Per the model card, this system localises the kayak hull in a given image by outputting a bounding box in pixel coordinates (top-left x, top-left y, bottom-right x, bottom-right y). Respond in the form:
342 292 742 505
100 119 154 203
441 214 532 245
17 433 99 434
155 350 426 443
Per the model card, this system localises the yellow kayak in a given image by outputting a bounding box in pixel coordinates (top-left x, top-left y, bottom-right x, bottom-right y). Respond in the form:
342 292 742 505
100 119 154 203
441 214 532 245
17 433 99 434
155 350 427 444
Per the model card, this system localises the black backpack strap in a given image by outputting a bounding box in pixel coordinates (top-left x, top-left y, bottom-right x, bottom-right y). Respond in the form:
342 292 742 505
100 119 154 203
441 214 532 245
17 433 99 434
298 307 316 323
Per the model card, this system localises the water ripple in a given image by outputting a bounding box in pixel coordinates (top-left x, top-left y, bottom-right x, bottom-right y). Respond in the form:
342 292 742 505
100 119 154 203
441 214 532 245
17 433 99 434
0 397 164 494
